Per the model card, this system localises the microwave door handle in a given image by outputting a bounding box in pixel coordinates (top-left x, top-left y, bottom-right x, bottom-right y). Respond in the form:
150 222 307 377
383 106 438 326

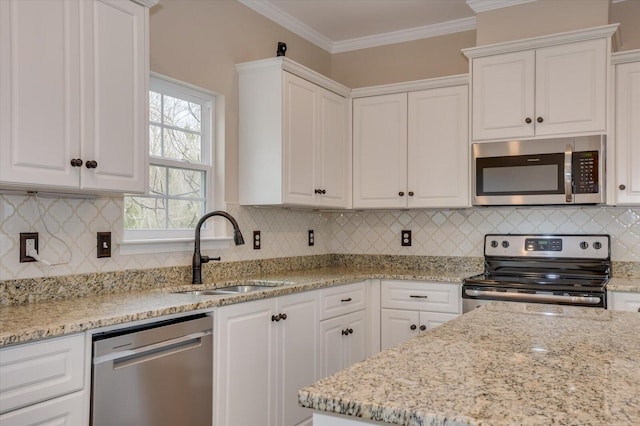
564 144 573 203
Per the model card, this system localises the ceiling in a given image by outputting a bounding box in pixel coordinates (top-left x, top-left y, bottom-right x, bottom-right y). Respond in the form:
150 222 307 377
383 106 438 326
237 0 538 53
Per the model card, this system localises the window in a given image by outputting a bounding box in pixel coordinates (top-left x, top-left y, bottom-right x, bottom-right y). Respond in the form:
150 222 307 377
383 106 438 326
123 74 225 251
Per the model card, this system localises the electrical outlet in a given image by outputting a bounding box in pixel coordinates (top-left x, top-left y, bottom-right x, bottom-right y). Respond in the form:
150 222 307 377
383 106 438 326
19 232 39 262
308 230 314 246
253 231 261 250
97 232 111 258
401 230 412 247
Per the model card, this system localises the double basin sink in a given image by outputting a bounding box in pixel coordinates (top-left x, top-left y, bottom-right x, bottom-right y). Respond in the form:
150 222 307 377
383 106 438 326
173 281 288 296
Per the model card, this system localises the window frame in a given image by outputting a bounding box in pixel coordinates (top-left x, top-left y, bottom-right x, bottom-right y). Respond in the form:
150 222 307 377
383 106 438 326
120 73 229 254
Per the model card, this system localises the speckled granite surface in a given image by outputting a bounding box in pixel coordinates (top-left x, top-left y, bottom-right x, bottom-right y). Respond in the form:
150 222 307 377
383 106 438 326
0 267 470 346
0 255 481 307
299 302 640 425
607 277 640 293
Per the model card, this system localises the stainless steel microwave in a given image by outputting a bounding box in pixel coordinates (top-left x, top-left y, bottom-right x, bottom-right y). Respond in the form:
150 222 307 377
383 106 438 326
472 136 605 206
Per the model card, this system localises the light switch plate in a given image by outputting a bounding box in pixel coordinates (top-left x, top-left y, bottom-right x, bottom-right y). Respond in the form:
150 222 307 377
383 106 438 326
97 232 111 258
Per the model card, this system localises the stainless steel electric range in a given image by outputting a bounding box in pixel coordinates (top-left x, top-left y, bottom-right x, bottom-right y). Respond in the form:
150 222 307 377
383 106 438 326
462 234 610 313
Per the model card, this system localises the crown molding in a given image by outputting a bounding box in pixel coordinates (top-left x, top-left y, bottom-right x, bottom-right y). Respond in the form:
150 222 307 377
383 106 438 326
463 23 619 58
351 74 469 98
465 0 538 13
131 0 159 7
611 49 640 65
238 0 333 52
332 17 476 54
238 0 476 54
235 57 351 97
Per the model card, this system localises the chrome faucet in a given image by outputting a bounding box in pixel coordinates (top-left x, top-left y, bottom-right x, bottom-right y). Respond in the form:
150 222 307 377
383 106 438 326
192 211 245 284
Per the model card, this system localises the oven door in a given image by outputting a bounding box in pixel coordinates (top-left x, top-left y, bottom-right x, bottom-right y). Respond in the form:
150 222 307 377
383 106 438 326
462 285 606 313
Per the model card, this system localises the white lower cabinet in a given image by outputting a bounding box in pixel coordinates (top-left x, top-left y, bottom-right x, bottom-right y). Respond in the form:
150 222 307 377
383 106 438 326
214 290 319 426
380 309 457 350
0 391 84 426
0 333 85 424
319 310 367 378
318 282 368 378
608 291 640 312
380 280 461 351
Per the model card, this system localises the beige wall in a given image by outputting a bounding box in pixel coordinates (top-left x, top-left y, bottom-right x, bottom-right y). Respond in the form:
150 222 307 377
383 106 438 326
149 0 331 203
330 31 475 88
476 0 609 45
611 0 640 51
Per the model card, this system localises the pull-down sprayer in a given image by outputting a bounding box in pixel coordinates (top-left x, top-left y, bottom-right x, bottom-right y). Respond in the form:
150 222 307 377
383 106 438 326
192 211 245 284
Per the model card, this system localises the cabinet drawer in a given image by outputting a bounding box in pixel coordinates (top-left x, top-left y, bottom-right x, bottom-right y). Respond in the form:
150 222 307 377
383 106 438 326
381 280 460 313
0 391 84 426
609 291 640 312
320 282 366 320
0 334 85 414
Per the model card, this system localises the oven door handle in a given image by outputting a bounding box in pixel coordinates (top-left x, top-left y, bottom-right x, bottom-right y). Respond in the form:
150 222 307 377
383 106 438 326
464 289 601 305
564 144 573 203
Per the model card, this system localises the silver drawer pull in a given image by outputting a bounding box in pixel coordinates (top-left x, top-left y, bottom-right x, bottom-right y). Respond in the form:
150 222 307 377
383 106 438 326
341 297 352 302
409 295 428 299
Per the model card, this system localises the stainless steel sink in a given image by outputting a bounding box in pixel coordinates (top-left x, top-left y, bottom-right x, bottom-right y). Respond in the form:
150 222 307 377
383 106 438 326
173 284 275 296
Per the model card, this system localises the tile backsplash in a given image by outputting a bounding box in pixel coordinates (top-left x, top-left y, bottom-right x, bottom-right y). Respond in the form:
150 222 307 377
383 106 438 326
2 193 640 281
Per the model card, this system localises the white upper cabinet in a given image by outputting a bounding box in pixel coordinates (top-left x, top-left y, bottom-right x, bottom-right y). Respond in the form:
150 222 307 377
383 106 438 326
353 76 469 209
612 51 640 205
80 0 147 192
237 58 350 208
353 93 408 209
471 50 535 140
407 85 469 208
0 0 150 194
464 25 617 142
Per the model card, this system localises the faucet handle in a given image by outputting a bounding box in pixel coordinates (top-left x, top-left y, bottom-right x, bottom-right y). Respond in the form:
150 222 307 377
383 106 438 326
200 255 221 264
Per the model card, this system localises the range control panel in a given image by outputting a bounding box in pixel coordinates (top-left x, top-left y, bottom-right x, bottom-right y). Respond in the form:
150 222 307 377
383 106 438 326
484 234 610 259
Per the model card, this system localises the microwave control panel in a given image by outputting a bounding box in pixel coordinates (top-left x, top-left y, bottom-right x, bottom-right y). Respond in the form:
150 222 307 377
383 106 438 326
573 151 599 193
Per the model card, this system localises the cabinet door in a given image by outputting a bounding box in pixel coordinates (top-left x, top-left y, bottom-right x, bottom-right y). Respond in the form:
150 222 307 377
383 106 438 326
0 391 84 426
0 0 80 189
319 315 345 378
419 311 460 331
283 72 317 205
614 61 640 204
380 309 419 351
318 87 349 208
471 50 535 141
534 39 607 137
407 85 469 208
343 310 366 368
278 291 319 426
353 93 407 208
80 0 146 192
215 299 277 426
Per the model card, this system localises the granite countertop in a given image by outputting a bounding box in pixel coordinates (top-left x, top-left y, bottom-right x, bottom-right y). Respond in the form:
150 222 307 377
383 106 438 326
299 302 640 426
0 267 470 347
606 277 640 293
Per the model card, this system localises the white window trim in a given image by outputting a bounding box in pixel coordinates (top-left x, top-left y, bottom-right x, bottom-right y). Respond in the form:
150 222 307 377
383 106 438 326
119 73 227 255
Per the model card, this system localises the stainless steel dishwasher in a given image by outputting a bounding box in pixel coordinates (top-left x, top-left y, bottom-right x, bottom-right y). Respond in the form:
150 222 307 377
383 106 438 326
91 314 213 426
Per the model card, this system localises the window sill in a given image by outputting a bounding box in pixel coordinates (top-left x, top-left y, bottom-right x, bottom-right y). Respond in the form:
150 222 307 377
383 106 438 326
118 236 232 255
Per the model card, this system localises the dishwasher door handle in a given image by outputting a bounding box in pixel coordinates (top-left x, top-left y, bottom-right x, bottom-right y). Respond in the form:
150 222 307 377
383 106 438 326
93 330 212 366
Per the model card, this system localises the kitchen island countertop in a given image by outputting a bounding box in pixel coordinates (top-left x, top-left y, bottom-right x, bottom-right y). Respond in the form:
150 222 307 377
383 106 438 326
299 302 640 425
